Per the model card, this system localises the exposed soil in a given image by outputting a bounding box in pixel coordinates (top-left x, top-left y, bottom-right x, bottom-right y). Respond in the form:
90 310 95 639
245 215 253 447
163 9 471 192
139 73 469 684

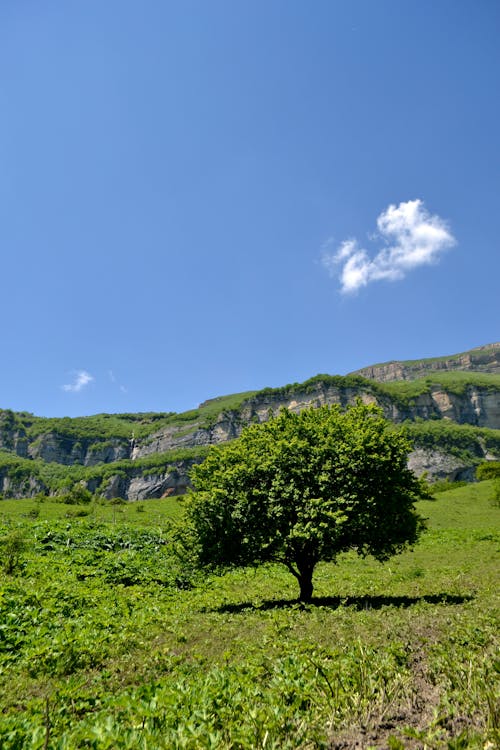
328 638 483 749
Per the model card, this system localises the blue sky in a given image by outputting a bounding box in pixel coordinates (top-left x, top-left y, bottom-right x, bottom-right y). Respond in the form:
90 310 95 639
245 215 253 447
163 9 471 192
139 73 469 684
1 0 498 417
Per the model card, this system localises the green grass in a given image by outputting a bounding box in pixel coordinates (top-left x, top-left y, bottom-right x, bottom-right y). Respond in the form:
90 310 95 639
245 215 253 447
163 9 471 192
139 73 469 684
253 371 500 408
0 481 498 748
1 391 259 444
402 420 500 462
380 370 500 398
362 343 500 370
2 375 499 501
3 371 499 450
0 495 185 524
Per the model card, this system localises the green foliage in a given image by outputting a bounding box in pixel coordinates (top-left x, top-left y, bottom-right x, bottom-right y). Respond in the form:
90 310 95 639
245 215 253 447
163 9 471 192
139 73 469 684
0 528 26 574
0 481 498 747
402 421 500 462
187 403 426 601
492 478 500 508
23 412 176 441
0 445 209 498
257 370 500 407
1 391 257 447
476 461 500 481
58 484 93 505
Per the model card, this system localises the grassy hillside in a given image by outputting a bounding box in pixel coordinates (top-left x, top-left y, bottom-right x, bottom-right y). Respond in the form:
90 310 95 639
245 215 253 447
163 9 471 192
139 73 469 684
0 481 498 747
3 372 499 449
2 371 500 499
0 391 259 443
352 343 500 382
388 342 500 368
402 421 500 461
365 342 500 369
266 371 500 405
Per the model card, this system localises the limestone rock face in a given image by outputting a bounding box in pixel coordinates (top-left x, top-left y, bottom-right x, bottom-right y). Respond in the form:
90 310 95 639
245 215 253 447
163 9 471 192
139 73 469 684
101 474 129 500
132 381 500 465
0 430 29 457
100 462 193 501
1 343 499 499
83 441 130 466
126 469 189 501
27 435 130 465
0 411 29 457
408 449 478 482
0 469 47 498
353 343 500 382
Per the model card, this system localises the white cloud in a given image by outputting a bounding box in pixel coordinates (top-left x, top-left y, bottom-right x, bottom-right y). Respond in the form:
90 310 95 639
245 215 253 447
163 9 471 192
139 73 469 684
62 370 94 393
108 368 127 393
322 199 455 294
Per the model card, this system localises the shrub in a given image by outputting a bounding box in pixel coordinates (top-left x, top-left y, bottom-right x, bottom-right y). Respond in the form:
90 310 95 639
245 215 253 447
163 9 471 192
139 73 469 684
476 461 500 481
0 529 26 574
492 479 500 508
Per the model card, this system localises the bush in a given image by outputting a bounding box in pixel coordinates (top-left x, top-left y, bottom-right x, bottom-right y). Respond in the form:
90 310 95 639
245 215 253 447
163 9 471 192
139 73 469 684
59 485 93 505
109 497 126 505
65 508 91 518
476 461 500 481
492 478 500 508
0 529 26 574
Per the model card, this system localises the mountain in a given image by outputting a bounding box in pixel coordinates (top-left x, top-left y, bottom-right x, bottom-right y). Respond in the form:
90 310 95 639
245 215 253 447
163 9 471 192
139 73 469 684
1 344 499 500
351 342 500 382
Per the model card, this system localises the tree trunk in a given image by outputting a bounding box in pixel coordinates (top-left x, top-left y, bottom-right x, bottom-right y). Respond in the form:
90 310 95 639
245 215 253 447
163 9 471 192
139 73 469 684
283 558 316 603
298 572 314 603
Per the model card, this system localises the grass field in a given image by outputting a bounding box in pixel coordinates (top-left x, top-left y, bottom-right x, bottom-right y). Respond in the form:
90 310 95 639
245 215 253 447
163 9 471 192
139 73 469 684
0 482 498 748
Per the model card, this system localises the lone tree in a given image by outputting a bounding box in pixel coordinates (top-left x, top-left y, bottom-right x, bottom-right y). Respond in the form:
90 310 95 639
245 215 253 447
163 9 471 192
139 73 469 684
185 402 426 602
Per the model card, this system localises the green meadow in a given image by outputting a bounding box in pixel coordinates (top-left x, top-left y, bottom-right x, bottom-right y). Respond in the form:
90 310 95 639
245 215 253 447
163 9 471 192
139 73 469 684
0 482 498 748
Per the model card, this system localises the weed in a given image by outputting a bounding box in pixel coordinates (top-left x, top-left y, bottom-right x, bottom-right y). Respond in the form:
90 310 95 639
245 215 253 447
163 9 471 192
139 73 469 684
0 527 26 573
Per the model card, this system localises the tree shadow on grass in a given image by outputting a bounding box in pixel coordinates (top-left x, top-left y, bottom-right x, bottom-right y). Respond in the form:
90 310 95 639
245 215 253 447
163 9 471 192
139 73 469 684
211 592 474 614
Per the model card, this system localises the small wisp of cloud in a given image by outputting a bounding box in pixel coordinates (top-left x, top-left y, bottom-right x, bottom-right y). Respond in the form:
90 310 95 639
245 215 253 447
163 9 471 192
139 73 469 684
109 369 128 394
62 370 94 393
322 199 456 294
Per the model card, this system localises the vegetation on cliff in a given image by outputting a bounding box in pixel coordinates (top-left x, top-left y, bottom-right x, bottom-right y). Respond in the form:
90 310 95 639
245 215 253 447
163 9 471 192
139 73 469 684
1 347 499 500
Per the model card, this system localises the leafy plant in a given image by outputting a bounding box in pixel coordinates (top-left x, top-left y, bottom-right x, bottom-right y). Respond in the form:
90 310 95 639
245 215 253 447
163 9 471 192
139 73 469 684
476 461 500 481
0 528 26 574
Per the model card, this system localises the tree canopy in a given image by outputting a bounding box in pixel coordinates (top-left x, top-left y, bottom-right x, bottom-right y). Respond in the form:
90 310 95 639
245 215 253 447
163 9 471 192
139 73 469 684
186 402 426 602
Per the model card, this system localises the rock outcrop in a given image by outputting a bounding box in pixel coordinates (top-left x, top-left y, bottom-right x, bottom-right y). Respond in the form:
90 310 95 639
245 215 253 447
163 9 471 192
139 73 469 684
132 381 500 461
1 343 499 499
407 450 477 483
27 435 130 466
100 461 194 501
352 343 500 382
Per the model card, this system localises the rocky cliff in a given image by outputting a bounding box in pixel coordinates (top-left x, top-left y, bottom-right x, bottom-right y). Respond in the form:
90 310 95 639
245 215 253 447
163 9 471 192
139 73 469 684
352 343 500 382
1 344 499 500
131 380 500 460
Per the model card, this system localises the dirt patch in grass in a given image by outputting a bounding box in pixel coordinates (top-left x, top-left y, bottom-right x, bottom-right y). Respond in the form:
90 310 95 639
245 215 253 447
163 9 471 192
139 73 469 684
328 639 454 749
328 635 493 749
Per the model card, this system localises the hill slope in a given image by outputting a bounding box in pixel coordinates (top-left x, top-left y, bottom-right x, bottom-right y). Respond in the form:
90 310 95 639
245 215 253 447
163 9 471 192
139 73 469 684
351 342 500 382
1 344 499 500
